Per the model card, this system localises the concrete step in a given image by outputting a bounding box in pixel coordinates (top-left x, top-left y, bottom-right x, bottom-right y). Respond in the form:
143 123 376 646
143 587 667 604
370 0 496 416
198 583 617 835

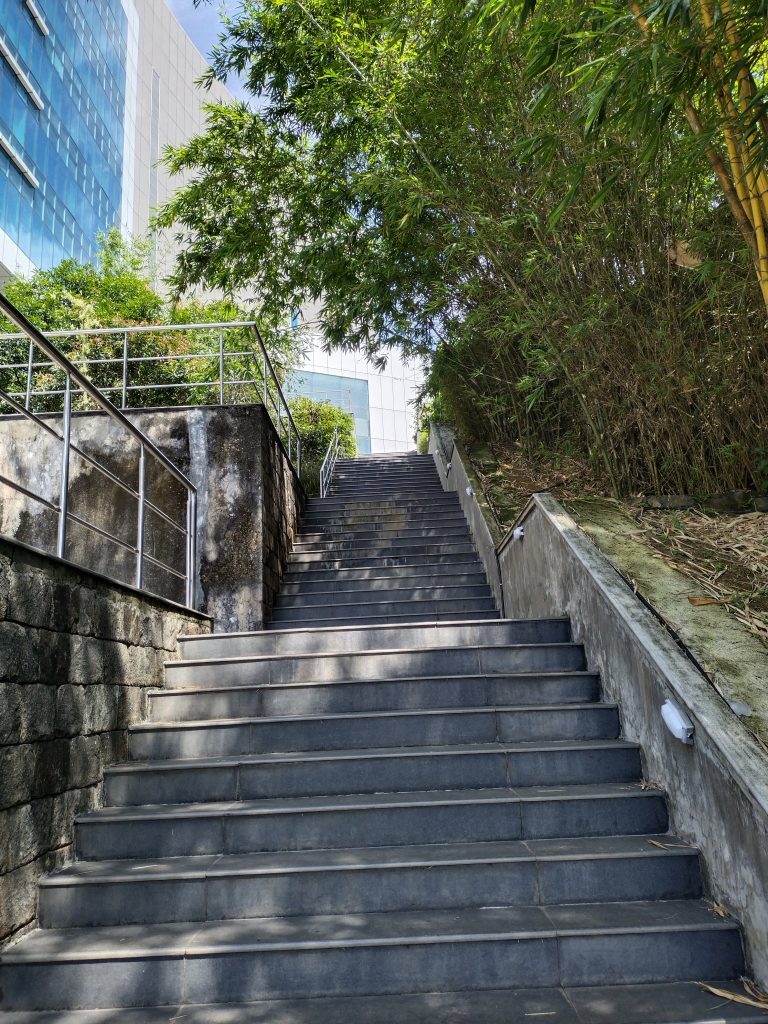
130 704 620 759
267 609 501 629
39 834 701 928
166 642 585 689
294 525 471 544
282 557 486 581
269 597 498 623
276 582 494 605
0 901 741 1010
147 672 603 721
288 542 478 563
178 618 571 660
4 980 766 1023
291 534 472 554
304 495 457 512
75 784 669 860
280 571 489 593
104 740 641 806
299 509 466 527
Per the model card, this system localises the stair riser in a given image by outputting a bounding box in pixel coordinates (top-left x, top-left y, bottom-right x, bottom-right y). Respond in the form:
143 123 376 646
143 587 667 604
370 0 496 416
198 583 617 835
282 562 484 583
305 497 458 512
104 748 641 806
148 674 602 722
270 599 498 623
267 611 501 628
76 793 669 861
299 512 466 527
178 621 572 660
167 645 586 689
289 545 477 563
131 707 620 760
294 527 470 545
39 853 701 929
2 926 740 1010
277 584 494 605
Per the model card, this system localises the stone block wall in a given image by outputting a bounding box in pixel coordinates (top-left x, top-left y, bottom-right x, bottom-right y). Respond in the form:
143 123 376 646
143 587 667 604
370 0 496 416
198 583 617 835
0 537 209 945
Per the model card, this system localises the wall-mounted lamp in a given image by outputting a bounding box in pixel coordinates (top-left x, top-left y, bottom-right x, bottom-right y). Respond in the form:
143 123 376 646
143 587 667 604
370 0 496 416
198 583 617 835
465 486 473 497
512 526 525 542
661 699 694 745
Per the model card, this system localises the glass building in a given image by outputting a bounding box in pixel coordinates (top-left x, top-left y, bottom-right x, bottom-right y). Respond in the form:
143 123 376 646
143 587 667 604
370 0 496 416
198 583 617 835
0 0 128 277
0 0 231 284
288 370 372 454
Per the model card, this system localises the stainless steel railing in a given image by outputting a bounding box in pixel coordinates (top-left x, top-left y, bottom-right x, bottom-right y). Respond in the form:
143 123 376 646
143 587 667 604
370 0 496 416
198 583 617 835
0 293 198 607
319 425 341 498
0 320 302 476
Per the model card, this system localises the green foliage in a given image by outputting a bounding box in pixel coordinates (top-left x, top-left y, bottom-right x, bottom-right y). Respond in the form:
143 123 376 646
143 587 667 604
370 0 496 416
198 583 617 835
0 230 304 413
160 0 768 496
289 395 357 494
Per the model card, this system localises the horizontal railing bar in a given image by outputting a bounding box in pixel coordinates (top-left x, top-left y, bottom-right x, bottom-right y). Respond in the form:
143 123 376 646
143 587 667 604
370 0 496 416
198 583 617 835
142 551 187 581
0 473 59 513
143 498 187 536
66 509 138 555
0 350 256 371
0 321 260 341
0 384 66 442
5 377 263 401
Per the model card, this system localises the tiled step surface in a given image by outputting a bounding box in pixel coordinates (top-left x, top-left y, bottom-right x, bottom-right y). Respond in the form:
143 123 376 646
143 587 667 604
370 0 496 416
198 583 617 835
0 452 747 1019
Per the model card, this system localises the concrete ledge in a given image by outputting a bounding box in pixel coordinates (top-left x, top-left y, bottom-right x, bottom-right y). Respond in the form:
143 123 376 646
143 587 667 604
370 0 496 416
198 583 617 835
428 424 504 613
500 492 768 985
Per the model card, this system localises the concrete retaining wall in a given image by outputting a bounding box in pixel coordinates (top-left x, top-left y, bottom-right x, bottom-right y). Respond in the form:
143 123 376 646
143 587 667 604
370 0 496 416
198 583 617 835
428 423 504 613
0 404 304 631
0 536 210 945
500 493 768 986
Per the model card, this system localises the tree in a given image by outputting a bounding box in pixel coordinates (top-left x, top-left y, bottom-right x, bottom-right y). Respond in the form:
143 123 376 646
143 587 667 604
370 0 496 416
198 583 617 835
289 396 357 493
157 1 768 496
0 229 305 410
470 0 768 307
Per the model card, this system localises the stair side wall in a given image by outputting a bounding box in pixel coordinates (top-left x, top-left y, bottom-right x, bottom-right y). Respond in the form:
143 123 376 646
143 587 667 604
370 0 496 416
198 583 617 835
0 537 210 946
500 492 768 987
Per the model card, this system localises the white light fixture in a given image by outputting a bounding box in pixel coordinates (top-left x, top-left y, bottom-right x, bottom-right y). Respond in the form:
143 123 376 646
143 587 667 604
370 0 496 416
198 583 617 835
513 526 525 542
661 699 694 745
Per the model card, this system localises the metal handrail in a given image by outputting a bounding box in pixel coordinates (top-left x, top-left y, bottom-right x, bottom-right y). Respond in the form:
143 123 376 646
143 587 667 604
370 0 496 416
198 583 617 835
319 425 341 498
0 292 198 607
0 319 302 478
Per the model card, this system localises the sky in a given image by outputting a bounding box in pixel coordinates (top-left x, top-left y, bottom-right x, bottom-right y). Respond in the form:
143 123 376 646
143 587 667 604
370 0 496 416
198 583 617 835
165 0 248 100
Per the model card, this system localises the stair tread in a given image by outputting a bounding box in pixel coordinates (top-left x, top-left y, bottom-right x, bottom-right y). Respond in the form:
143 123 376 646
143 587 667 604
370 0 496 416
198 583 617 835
81 782 660 822
3 900 737 962
137 701 616 731
43 834 696 886
109 738 638 774
1 981 763 1024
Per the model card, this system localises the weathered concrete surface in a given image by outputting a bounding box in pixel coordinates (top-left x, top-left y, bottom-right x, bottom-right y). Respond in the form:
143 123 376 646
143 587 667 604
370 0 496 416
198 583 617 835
429 423 504 613
569 498 768 744
500 493 768 987
0 404 304 630
0 535 209 945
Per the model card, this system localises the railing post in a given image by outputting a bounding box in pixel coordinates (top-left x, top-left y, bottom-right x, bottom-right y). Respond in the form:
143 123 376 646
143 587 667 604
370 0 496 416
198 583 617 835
56 373 72 559
218 328 225 405
297 437 301 478
186 489 197 608
263 350 268 405
121 331 128 409
25 340 34 409
136 444 146 589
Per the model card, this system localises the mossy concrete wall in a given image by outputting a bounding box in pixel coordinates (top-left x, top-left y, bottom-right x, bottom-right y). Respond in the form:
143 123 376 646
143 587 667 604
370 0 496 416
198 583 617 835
0 404 305 630
0 536 210 946
500 493 768 987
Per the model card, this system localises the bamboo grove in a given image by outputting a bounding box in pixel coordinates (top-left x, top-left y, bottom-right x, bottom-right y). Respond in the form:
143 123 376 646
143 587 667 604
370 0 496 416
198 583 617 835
159 0 768 496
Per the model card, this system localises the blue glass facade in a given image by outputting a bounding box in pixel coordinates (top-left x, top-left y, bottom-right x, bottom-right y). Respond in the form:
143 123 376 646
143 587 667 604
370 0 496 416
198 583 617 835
0 0 128 271
288 370 372 454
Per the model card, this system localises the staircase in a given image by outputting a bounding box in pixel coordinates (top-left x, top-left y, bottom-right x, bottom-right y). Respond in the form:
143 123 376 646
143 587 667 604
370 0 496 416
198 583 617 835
0 453 755 1022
